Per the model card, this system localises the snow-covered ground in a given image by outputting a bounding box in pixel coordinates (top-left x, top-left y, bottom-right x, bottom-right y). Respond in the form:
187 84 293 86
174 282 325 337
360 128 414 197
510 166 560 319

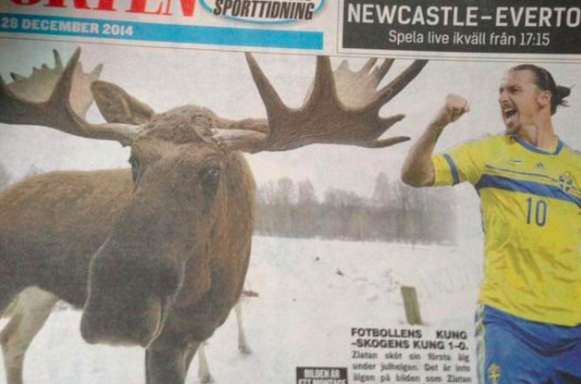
0 236 483 383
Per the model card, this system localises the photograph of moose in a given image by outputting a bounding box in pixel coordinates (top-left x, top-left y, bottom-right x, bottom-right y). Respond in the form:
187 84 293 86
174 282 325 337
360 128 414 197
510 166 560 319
0 44 427 384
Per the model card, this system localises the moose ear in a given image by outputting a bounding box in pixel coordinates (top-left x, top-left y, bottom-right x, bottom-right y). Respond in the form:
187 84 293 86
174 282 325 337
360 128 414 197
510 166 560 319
91 80 154 125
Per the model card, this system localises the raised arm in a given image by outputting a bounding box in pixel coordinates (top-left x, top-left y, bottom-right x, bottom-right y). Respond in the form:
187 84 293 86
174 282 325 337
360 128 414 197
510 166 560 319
401 94 469 187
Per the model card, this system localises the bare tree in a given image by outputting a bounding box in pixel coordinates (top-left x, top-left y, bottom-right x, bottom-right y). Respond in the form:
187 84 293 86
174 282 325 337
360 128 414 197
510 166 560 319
295 179 318 236
371 172 390 207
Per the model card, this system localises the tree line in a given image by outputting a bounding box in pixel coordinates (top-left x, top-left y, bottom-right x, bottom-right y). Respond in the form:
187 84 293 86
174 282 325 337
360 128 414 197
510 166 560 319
0 164 457 244
255 173 457 244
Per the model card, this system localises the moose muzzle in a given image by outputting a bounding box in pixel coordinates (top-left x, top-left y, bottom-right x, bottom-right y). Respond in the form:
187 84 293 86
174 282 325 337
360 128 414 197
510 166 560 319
80 240 181 347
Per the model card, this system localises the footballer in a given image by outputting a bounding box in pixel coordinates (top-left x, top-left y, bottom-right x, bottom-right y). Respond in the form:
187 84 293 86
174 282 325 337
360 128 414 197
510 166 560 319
401 65 581 383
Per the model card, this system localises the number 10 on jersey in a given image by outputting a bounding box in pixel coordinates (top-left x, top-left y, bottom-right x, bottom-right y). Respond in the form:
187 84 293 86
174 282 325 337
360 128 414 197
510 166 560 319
526 197 548 227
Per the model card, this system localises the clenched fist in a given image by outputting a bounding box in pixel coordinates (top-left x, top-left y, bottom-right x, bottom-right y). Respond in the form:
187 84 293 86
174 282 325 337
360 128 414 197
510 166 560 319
433 94 470 127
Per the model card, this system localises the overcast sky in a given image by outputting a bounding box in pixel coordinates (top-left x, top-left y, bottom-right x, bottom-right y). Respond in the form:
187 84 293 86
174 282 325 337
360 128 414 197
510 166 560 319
1 39 580 200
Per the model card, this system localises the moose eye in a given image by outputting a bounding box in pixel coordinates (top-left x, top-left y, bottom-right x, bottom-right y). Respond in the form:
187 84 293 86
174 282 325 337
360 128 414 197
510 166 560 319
200 166 221 197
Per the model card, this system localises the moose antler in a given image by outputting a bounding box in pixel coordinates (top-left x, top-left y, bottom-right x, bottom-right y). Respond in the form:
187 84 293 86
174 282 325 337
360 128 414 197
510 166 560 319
213 54 427 152
1 49 426 152
5 49 102 118
0 49 139 145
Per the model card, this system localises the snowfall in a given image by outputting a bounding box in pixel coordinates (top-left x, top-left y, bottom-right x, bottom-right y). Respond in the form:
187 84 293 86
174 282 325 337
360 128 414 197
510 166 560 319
0 236 484 384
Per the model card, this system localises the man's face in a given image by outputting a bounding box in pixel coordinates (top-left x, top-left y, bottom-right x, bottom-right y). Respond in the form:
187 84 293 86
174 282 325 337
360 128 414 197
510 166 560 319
498 69 548 134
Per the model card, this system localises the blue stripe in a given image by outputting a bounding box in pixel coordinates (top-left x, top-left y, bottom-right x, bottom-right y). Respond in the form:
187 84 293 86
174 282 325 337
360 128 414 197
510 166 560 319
476 175 581 207
0 13 323 50
513 135 564 155
443 154 460 185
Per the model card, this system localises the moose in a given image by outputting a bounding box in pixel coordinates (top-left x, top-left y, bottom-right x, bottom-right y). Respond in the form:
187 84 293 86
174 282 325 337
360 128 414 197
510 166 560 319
0 48 426 383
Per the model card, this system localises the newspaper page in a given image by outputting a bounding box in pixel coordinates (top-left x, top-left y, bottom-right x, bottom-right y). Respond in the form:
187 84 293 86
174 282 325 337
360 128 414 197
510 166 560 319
0 1 580 383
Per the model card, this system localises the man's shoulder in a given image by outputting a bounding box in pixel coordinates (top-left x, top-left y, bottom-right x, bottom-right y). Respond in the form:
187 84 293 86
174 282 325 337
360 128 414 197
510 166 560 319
454 133 509 152
561 142 581 158
559 142 581 170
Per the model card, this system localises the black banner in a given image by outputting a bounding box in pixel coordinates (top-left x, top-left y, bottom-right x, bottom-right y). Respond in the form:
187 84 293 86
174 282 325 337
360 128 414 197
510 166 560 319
297 367 348 384
342 0 581 54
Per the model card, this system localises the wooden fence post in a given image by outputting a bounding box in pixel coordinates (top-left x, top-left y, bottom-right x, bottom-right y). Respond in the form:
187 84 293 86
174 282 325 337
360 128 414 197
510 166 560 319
400 286 423 325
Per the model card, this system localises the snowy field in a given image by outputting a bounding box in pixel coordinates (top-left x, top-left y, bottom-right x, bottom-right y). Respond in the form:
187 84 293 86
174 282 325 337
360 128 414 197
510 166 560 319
0 236 483 384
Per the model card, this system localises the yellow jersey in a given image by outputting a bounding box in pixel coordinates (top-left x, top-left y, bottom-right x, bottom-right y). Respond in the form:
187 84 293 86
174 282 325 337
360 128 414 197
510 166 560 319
432 134 581 326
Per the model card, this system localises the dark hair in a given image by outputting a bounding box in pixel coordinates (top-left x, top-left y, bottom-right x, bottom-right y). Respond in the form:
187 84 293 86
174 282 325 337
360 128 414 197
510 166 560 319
511 64 571 115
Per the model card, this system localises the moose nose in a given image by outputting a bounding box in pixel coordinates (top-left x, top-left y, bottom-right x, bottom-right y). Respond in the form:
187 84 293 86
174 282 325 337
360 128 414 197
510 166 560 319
81 293 164 348
80 308 153 347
